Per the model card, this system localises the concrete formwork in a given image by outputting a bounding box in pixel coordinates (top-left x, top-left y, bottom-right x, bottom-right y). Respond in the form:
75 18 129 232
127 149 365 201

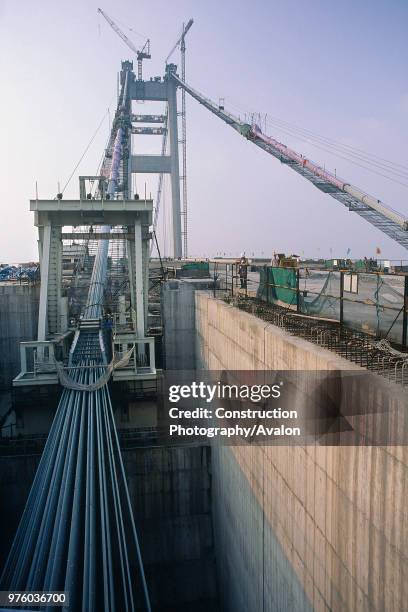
195 292 408 612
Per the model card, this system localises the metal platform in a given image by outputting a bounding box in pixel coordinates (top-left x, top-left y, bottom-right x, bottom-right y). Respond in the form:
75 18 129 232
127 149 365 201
31 198 153 227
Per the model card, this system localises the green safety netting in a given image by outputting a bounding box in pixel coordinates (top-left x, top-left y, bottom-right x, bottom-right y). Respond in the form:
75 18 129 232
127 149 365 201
342 273 404 343
181 261 210 272
257 267 297 306
299 271 340 319
256 267 405 343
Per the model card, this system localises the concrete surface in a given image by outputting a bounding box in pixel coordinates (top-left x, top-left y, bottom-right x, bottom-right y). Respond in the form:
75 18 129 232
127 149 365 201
195 292 408 612
162 279 213 370
124 445 218 611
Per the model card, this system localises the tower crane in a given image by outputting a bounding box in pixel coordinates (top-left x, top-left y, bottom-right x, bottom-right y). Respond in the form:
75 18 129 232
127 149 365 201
98 8 151 80
165 18 194 65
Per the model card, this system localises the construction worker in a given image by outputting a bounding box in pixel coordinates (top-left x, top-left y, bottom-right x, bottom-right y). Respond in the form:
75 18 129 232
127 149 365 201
103 308 114 330
238 253 248 289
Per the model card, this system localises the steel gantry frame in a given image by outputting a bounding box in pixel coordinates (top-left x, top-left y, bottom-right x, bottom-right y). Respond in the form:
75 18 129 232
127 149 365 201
170 72 408 251
31 60 155 363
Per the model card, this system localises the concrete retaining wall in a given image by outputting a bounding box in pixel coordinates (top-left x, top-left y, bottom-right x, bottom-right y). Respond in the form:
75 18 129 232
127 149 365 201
162 279 213 370
0 453 41 569
195 292 408 612
0 284 39 388
124 445 218 611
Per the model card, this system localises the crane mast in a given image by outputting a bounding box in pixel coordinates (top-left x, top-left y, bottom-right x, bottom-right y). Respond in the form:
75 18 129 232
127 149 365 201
166 19 194 258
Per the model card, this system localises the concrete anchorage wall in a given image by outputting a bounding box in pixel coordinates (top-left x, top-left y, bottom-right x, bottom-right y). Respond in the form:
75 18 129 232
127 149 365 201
195 292 408 612
0 284 40 388
162 279 213 370
123 445 218 611
0 454 41 569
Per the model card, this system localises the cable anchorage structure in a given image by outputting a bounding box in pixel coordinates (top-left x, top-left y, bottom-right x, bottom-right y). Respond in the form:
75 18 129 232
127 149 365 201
3 33 407 612
0 62 151 612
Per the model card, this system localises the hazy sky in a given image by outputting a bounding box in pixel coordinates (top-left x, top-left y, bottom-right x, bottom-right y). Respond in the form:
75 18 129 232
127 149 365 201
1 0 408 261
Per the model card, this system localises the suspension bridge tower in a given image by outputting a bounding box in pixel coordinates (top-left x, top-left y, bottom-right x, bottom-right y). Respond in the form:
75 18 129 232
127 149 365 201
131 63 183 259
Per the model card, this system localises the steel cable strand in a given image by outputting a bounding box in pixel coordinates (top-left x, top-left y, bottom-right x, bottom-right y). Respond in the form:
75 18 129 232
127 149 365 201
2 389 79 589
63 386 89 610
42 370 87 591
23 391 82 589
100 382 134 611
13 394 78 590
95 384 115 611
82 382 96 612
0 392 69 585
105 386 151 611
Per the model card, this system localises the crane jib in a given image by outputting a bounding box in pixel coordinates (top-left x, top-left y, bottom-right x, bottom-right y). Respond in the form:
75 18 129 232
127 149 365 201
171 71 408 244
